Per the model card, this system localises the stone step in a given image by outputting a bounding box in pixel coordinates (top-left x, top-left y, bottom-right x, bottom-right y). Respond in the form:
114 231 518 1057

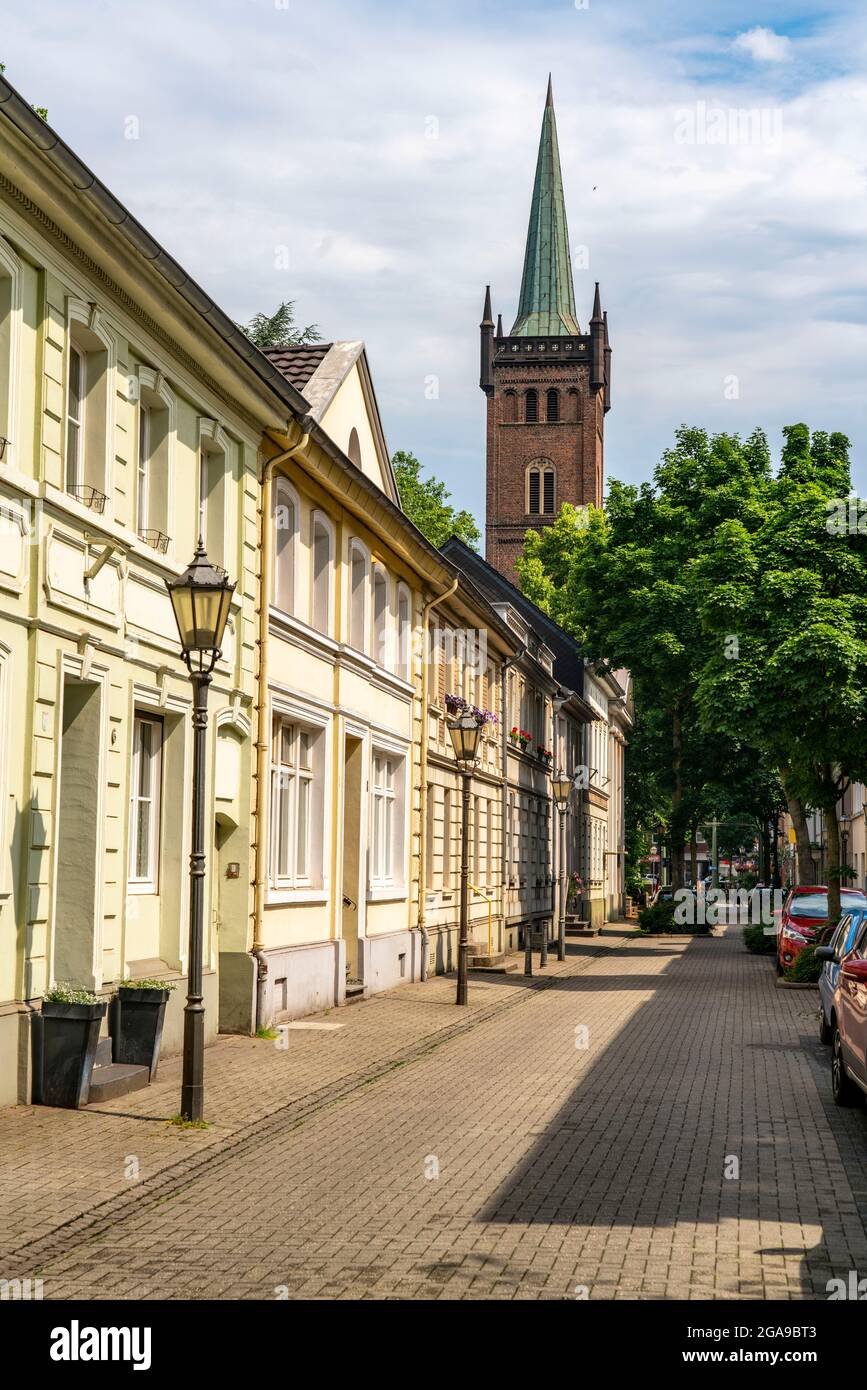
566 925 601 937
95 1036 113 1067
344 980 365 1002
468 960 519 974
87 1063 150 1106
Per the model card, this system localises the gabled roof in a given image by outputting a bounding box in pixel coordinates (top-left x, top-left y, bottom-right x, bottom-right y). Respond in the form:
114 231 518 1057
511 77 581 337
264 340 400 505
261 343 333 392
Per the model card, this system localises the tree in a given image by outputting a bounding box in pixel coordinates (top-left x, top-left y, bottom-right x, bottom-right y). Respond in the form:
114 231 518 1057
237 301 321 348
517 426 781 890
695 425 867 921
392 451 481 550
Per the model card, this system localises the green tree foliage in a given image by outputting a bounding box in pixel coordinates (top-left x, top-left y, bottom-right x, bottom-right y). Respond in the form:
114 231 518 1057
517 426 779 888
696 424 867 921
392 451 481 550
237 301 321 348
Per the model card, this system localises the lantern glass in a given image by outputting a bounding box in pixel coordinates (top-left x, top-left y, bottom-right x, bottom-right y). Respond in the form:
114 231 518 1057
447 711 483 765
552 771 573 811
166 543 235 670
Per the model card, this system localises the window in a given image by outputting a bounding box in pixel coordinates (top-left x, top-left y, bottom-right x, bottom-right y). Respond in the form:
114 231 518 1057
349 542 368 652
503 391 517 424
425 783 435 891
66 344 85 490
372 566 389 667
198 437 227 566
0 244 21 464
273 482 296 614
129 714 162 891
137 404 150 531
311 512 333 634
527 461 555 516
397 585 411 680
347 427 362 467
525 389 538 423
443 788 453 890
546 388 559 422
371 750 402 888
270 716 316 887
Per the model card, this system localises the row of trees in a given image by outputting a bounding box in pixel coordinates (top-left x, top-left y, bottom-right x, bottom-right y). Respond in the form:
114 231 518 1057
517 424 867 921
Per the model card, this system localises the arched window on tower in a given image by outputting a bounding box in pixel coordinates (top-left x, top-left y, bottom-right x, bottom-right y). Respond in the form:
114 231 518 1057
546 388 559 422
524 389 538 423
503 391 517 424
526 460 556 516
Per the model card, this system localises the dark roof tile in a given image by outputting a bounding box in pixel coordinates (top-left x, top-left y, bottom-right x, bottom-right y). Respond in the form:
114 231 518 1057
261 343 333 391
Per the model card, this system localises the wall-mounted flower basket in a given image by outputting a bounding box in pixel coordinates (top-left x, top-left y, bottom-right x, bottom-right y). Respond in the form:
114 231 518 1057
40 989 107 1109
113 981 174 1080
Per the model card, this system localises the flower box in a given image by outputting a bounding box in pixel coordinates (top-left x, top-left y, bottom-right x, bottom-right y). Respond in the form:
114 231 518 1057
114 984 173 1080
40 998 107 1109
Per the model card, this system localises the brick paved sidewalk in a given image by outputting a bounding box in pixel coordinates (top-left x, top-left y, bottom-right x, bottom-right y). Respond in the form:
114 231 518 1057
4 922 867 1300
0 928 623 1265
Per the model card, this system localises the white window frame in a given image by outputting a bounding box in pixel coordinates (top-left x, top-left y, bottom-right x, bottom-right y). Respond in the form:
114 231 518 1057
396 583 412 681
137 402 150 532
348 539 370 654
310 509 335 635
128 713 163 893
369 744 408 898
270 714 317 890
273 478 299 616
372 563 390 668
66 342 85 492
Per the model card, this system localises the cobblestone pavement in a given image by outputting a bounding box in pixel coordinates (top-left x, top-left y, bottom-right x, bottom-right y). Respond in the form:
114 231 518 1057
3 923 867 1300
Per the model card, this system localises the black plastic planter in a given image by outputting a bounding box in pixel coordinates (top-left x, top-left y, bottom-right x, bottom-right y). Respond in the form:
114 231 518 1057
115 988 170 1079
40 999 107 1109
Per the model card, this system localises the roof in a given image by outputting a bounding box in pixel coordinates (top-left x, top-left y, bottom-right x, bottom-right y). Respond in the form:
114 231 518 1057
511 78 581 337
441 536 586 691
261 343 333 392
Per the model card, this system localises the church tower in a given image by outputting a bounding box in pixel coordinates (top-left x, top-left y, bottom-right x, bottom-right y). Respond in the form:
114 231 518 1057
480 77 611 582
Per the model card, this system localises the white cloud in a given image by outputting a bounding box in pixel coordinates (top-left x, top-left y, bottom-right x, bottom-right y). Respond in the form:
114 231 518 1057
732 26 793 64
0 0 864 526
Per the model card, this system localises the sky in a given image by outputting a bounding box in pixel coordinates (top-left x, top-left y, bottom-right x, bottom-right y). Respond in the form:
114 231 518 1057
3 0 867 523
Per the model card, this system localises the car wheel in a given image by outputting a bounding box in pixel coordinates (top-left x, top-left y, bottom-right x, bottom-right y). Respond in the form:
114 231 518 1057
832 1027 861 1107
818 1008 832 1046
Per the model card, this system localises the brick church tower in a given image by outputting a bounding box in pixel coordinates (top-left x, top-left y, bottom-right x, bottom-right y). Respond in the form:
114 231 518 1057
480 78 611 582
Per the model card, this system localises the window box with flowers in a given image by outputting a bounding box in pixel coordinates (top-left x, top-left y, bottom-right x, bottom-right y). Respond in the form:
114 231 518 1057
538 746 553 765
510 727 532 752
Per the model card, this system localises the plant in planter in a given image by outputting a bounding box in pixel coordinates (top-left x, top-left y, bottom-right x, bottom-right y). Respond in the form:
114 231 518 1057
538 745 552 763
114 978 176 1080
40 983 107 1109
566 873 584 913
516 729 532 751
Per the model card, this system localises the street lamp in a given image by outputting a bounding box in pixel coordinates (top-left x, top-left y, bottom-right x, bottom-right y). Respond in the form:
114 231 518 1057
447 708 485 1005
552 771 573 962
166 540 235 1121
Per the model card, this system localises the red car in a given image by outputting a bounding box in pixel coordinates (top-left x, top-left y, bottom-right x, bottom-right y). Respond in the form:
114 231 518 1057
776 886 867 975
817 915 867 1105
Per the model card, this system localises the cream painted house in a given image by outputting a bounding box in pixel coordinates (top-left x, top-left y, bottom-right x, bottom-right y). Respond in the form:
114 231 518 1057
221 341 468 1029
0 77 314 1104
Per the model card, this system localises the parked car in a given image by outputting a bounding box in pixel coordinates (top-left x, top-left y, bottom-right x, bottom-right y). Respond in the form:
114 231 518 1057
776 886 867 975
818 908 867 1044
816 915 867 1106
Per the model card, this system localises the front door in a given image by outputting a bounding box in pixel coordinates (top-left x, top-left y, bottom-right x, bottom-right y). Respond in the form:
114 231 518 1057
341 736 363 981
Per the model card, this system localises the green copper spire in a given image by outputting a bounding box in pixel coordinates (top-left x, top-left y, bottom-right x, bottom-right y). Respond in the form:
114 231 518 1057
511 76 581 337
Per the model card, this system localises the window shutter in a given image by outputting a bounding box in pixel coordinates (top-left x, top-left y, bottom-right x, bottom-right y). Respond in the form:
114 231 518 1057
528 470 540 514
543 470 555 514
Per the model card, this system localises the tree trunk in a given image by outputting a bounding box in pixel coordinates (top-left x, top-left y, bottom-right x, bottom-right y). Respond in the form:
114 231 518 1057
780 768 812 884
825 802 842 925
670 711 685 890
760 822 771 884
689 828 697 888
771 818 781 888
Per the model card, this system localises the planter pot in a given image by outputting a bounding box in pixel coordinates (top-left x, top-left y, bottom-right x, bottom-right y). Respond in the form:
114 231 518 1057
40 1000 107 1109
114 988 171 1079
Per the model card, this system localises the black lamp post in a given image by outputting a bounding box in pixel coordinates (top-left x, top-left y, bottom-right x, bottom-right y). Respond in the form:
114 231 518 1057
447 708 484 1005
552 771 573 962
166 541 235 1121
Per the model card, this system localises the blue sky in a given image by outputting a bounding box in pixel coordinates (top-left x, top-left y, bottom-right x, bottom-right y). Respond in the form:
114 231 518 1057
3 0 867 522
